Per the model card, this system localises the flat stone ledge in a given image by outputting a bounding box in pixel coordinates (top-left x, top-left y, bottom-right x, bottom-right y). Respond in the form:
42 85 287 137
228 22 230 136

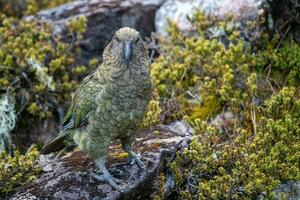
10 120 192 200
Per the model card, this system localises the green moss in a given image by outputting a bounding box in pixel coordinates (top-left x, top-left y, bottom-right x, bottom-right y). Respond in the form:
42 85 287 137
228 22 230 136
183 95 221 123
0 146 41 197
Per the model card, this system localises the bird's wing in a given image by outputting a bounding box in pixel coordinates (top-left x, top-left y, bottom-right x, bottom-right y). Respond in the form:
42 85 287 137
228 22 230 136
42 71 102 154
62 71 102 129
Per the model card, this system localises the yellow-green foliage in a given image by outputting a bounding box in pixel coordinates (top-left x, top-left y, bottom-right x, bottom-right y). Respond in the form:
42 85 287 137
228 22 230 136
182 95 221 122
151 11 300 200
151 12 261 122
171 87 300 199
0 2 90 196
270 40 300 86
0 146 41 197
0 14 93 121
140 100 162 128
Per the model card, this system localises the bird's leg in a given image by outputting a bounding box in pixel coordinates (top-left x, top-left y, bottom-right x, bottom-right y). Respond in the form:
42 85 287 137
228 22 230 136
121 137 145 169
124 145 145 169
91 157 124 192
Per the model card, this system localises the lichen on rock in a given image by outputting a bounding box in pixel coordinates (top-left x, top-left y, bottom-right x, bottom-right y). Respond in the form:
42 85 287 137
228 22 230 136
0 94 15 152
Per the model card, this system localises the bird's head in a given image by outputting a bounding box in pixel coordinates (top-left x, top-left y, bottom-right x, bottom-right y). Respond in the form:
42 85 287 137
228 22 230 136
103 27 148 68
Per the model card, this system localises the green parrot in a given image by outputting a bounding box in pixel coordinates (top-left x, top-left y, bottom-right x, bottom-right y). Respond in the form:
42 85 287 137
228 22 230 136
42 27 152 191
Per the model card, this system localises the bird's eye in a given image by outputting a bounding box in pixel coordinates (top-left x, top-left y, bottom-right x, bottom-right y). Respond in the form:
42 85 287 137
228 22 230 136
114 37 120 42
135 37 141 43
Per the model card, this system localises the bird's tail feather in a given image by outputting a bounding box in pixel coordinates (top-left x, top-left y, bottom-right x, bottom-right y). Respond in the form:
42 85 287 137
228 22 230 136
41 130 73 154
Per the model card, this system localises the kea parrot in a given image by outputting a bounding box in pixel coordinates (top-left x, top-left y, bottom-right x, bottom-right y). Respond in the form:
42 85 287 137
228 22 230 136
41 27 152 191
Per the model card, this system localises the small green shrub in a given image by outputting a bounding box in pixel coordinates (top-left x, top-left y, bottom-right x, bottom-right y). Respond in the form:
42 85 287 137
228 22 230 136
271 40 300 86
171 87 300 199
141 100 162 128
0 14 93 125
0 146 41 197
172 88 300 199
151 12 263 123
151 11 300 200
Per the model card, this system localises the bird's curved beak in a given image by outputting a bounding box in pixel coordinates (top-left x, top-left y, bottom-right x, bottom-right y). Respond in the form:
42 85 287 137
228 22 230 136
124 41 132 66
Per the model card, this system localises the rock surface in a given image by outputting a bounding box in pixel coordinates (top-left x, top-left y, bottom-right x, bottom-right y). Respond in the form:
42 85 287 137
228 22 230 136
10 120 192 200
272 181 300 200
258 181 300 200
155 0 264 36
34 0 163 64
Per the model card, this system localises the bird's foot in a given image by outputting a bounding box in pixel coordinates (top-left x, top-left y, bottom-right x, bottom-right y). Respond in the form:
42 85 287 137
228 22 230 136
128 152 145 169
93 158 125 192
91 171 124 192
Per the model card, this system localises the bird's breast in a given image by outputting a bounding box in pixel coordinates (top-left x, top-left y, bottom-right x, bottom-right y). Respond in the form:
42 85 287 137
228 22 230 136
110 69 151 121
93 65 151 138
